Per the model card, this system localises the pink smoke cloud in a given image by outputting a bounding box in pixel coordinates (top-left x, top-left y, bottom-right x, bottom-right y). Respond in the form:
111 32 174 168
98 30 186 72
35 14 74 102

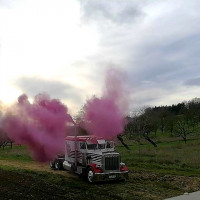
0 68 129 161
2 93 73 162
82 68 130 139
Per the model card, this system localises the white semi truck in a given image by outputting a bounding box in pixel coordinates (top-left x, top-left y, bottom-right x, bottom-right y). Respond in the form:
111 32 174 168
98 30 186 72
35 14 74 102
49 135 128 183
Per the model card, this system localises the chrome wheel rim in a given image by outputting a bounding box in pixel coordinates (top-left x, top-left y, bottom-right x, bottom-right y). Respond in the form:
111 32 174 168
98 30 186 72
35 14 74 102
55 162 59 169
50 161 53 168
88 170 94 182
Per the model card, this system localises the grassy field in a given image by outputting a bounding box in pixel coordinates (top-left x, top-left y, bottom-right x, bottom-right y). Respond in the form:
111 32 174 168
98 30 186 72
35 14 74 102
119 138 200 177
0 138 200 200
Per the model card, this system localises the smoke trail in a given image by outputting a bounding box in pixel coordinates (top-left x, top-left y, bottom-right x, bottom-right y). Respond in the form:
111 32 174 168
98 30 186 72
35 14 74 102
82 68 130 139
1 93 73 162
104 68 130 113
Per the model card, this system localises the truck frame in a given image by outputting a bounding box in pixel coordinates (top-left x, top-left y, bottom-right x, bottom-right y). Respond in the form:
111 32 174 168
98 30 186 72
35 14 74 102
50 135 128 183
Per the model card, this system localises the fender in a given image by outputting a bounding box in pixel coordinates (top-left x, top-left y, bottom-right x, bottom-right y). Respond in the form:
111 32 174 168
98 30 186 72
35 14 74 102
120 165 128 172
88 163 103 173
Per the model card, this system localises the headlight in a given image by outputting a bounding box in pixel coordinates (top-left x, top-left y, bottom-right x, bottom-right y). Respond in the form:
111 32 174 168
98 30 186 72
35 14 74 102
96 164 103 169
120 162 125 166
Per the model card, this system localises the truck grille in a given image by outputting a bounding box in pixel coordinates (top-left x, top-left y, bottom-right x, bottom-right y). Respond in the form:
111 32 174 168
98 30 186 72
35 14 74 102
105 156 119 170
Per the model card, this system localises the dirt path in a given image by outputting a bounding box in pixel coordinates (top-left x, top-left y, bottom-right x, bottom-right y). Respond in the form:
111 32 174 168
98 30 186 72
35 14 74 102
0 159 75 177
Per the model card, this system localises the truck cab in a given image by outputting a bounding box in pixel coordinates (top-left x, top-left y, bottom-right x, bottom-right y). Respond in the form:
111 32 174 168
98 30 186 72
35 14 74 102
50 135 128 183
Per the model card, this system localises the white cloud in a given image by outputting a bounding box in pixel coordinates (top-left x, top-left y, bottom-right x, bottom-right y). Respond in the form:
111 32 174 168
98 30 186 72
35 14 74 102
78 0 200 109
0 0 99 108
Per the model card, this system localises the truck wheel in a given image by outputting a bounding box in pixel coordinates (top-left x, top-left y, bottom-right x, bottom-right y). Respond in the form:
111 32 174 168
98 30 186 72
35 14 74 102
55 160 63 170
87 168 95 183
49 160 55 169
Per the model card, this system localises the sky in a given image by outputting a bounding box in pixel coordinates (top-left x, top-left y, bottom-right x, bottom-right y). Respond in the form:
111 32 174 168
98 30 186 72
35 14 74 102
0 0 200 115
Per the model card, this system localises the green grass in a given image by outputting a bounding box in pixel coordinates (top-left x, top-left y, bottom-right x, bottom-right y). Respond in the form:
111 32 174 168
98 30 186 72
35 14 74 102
117 138 200 177
0 145 32 162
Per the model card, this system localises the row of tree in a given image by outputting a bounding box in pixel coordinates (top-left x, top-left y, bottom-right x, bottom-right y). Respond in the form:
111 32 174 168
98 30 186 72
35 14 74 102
124 98 200 146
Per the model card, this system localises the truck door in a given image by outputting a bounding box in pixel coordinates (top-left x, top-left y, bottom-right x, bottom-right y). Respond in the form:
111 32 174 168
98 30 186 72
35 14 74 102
79 142 86 165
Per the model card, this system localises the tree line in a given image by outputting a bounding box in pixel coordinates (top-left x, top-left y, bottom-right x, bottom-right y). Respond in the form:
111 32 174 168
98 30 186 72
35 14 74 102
124 98 200 146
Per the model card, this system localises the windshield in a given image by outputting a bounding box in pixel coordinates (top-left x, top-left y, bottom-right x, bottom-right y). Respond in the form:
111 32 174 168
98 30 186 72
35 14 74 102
106 141 113 148
98 144 105 149
87 144 97 150
87 142 112 150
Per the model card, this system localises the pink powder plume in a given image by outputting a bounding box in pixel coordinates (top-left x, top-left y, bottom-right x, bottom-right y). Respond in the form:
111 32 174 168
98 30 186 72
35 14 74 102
2 94 73 162
82 68 130 139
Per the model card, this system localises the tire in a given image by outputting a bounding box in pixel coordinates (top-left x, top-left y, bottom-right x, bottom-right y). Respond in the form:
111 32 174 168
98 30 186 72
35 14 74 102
49 160 55 169
87 167 95 183
55 160 63 170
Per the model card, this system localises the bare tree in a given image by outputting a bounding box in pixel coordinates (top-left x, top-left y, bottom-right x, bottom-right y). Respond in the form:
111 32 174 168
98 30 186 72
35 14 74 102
156 108 170 134
0 104 13 149
165 114 175 135
125 107 157 147
0 130 13 149
173 118 193 144
117 134 130 150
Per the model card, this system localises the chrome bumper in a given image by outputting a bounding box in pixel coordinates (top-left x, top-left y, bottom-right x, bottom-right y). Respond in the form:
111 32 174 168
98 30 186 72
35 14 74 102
94 171 128 182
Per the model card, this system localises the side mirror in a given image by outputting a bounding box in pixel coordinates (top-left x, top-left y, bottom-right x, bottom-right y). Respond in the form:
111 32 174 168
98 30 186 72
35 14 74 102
86 155 91 160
